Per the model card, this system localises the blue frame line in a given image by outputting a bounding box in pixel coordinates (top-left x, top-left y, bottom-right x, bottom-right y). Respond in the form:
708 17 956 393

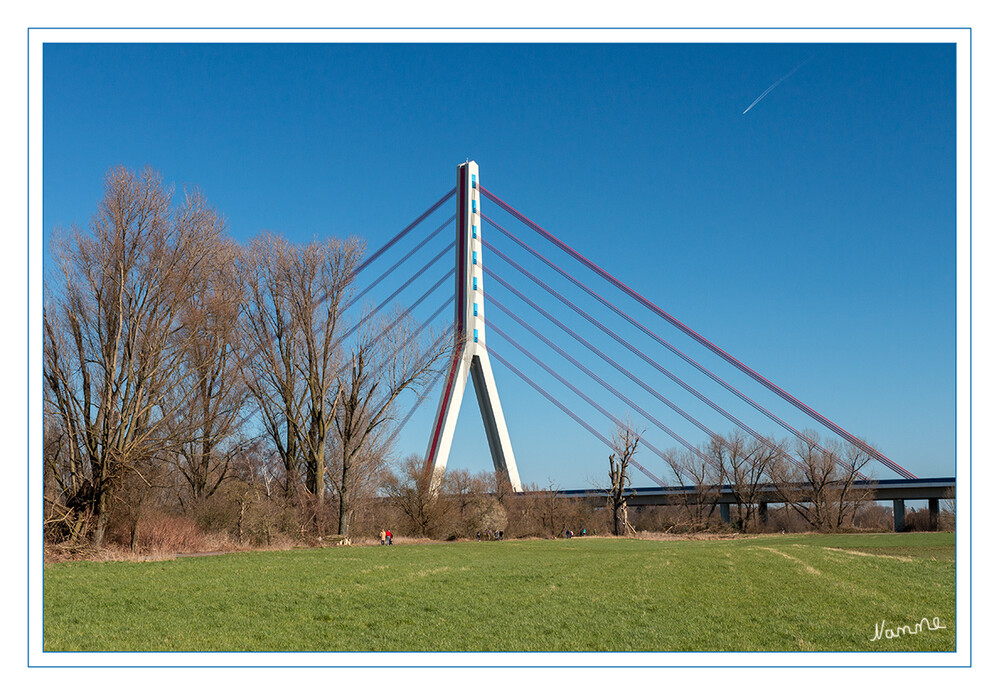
27 26 971 670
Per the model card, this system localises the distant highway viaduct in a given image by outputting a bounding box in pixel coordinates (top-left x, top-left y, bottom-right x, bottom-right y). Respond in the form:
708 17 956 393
556 477 956 532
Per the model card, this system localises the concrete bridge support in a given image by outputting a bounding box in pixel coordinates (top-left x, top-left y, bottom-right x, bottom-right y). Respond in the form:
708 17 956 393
759 502 768 525
719 503 731 525
893 498 943 532
893 500 906 533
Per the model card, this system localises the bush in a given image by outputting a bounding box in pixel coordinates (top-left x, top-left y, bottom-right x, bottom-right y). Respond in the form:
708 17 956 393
190 495 240 534
104 512 231 554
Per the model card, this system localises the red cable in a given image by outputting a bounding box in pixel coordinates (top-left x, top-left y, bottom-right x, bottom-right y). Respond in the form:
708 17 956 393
488 346 670 488
480 186 913 479
481 225 866 481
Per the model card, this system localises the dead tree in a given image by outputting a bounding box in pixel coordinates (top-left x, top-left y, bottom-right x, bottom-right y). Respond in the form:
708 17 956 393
605 423 642 536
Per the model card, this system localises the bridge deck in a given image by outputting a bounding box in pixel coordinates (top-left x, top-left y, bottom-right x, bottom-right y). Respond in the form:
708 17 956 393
555 477 956 506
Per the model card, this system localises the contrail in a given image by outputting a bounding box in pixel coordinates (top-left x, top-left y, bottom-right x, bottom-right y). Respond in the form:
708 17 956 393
742 56 813 115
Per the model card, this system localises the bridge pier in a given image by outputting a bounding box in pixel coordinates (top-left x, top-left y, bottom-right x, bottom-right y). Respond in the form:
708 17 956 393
719 503 731 525
893 500 906 532
893 498 943 532
759 502 768 525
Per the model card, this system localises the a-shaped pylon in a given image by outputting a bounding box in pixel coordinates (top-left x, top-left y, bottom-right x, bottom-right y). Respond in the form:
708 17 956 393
424 161 523 492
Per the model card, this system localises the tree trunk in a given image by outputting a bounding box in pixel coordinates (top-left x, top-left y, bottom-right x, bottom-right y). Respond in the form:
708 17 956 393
307 438 326 502
338 491 350 537
315 458 325 503
92 492 109 549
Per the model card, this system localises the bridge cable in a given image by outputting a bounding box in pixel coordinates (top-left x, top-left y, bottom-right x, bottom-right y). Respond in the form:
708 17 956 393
359 273 454 358
481 241 834 481
347 213 455 312
480 186 912 479
487 345 670 488
369 295 455 362
383 366 449 451
481 214 870 482
352 187 456 278
368 302 457 396
483 331 681 479
340 241 454 345
484 251 727 444
228 190 456 439
229 289 453 439
369 327 457 437
485 303 709 463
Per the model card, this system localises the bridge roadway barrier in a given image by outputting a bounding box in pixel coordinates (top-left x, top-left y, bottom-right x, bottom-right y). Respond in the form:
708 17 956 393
554 477 956 532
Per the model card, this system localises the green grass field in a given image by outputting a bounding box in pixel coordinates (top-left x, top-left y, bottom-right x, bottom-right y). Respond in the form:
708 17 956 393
43 532 955 652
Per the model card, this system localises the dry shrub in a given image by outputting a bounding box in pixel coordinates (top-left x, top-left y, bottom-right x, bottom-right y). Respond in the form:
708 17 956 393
115 513 234 554
905 507 954 532
241 496 294 546
189 495 240 534
138 513 205 552
853 502 893 531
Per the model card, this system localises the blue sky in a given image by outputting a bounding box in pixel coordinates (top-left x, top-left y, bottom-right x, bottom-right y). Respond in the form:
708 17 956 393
43 41 957 487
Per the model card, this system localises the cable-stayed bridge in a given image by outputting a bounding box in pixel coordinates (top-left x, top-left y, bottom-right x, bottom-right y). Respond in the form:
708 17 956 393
344 162 955 532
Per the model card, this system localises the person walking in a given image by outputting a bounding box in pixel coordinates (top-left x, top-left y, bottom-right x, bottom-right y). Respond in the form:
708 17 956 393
379 529 386 545
386 529 393 545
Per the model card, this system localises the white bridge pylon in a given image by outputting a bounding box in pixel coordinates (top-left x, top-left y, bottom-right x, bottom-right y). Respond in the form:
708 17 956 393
425 161 523 492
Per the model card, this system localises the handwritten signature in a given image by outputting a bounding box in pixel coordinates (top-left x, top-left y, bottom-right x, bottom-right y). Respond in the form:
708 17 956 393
869 617 947 641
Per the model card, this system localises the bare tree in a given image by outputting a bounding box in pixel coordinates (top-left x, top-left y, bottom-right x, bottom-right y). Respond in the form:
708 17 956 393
443 469 489 535
43 167 226 547
240 233 362 504
829 440 874 529
604 423 642 536
488 469 515 508
239 234 302 495
522 480 571 538
766 431 871 531
666 448 721 531
333 316 452 537
172 236 252 500
382 454 452 537
710 432 779 531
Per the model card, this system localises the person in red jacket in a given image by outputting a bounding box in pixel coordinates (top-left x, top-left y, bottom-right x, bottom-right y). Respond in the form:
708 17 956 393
386 529 393 545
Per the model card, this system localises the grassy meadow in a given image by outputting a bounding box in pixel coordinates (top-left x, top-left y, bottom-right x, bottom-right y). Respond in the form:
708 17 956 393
43 532 955 652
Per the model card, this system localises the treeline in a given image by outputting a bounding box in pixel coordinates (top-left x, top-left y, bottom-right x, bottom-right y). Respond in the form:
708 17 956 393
612 428 954 535
42 167 944 556
660 430 877 533
43 166 449 549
